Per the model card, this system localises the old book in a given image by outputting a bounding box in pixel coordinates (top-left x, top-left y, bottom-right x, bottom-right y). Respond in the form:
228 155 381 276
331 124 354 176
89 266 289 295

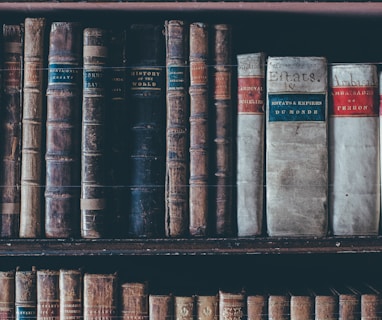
149 294 173 320
329 63 380 235
268 290 290 320
247 294 268 320
37 269 59 320
0 270 15 320
20 17 46 238
174 296 194 320
219 290 245 320
128 24 166 237
266 56 328 237
15 267 37 320
45 21 82 238
196 295 218 320
81 27 109 238
333 286 360 320
312 286 337 320
121 282 149 320
211 23 233 237
349 283 381 320
0 24 23 238
59 269 82 320
189 22 209 237
289 289 314 320
236 52 266 237
164 19 189 238
83 273 118 320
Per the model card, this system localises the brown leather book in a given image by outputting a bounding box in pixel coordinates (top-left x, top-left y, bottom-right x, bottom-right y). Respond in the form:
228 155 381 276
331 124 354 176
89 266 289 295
211 24 233 237
120 282 149 320
189 22 209 237
332 286 360 320
81 27 109 238
83 273 118 320
268 291 290 320
174 296 195 320
20 17 46 238
15 267 37 320
196 295 218 320
45 21 82 238
0 270 15 320
219 290 245 320
37 269 60 320
164 19 189 238
247 294 268 320
350 283 381 320
59 269 82 320
312 286 337 320
290 290 314 320
149 294 173 320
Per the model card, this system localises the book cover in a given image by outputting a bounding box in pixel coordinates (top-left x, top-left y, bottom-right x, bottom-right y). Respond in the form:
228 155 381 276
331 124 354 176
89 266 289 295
196 295 218 320
174 296 194 320
236 52 266 237
329 63 380 235
312 286 337 320
37 269 60 320
289 289 314 320
45 21 82 238
268 289 290 320
247 294 268 320
20 17 46 238
0 270 15 320
349 283 381 320
332 286 360 320
219 290 245 320
266 56 328 237
0 24 23 238
149 294 173 320
59 269 82 320
164 19 189 238
15 267 37 320
120 282 149 320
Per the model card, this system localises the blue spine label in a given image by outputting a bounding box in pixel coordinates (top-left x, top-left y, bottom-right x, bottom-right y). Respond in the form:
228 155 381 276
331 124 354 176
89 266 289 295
167 66 185 91
16 306 36 320
49 63 80 85
268 93 326 122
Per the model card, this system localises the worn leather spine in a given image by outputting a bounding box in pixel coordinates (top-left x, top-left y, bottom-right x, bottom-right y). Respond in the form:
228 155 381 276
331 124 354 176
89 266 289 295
219 291 245 320
330 64 380 235
121 282 149 320
189 22 209 237
335 288 360 320
268 294 290 320
0 24 23 238
313 288 337 320
247 294 268 320
20 17 46 238
164 20 189 238
0 270 15 320
149 294 173 320
236 53 265 237
290 295 314 320
45 22 82 238
174 296 194 320
81 28 109 238
83 273 118 320
37 269 60 320
59 269 82 320
15 268 37 320
266 56 328 237
212 24 233 236
128 24 166 237
196 295 218 320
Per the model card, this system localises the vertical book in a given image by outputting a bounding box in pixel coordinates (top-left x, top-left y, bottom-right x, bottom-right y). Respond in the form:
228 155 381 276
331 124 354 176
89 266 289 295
15 268 37 320
0 270 15 320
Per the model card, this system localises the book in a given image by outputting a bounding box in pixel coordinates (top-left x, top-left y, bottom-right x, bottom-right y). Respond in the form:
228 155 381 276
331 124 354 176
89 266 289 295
219 290 245 320
196 295 218 320
189 22 209 237
266 56 328 237
149 294 173 320
349 283 381 320
212 23 233 237
0 270 15 320
20 17 46 238
15 267 37 320
81 27 109 238
332 286 360 320
37 269 60 320
268 290 290 320
83 273 118 320
247 294 268 320
174 296 194 320
120 282 149 320
128 23 166 237
236 52 266 237
164 19 189 238
0 24 23 238
329 63 380 235
59 269 82 320
45 21 82 238
312 286 337 320
289 290 314 320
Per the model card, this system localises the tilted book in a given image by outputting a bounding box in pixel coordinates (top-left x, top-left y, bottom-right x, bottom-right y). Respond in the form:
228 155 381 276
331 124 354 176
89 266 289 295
59 269 82 320
20 17 46 238
120 282 149 320
236 52 266 237
164 19 189 238
0 270 15 320
15 267 37 320
149 294 173 320
0 24 23 238
266 56 328 237
329 64 380 235
37 269 60 320
45 21 82 238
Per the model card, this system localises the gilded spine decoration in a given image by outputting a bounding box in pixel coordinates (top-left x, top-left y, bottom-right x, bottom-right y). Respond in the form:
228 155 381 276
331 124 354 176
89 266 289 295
59 269 82 320
15 268 37 320
37 270 59 320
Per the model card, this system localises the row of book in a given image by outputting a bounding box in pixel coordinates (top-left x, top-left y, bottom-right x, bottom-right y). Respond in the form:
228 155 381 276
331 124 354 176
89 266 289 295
1 268 382 320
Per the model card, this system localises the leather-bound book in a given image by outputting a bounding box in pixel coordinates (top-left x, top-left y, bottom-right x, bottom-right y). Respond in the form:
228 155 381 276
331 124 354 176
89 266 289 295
81 27 109 238
290 290 314 320
236 52 266 237
196 295 218 320
174 296 194 320
0 24 23 238
83 273 118 320
45 21 82 238
0 270 15 320
164 19 189 238
219 290 245 320
59 269 82 320
312 286 337 320
349 283 381 320
189 22 209 237
128 24 166 237
15 267 37 320
211 24 233 237
20 17 46 238
268 291 290 320
332 286 360 320
247 294 268 320
149 294 173 320
37 269 59 320
120 282 149 320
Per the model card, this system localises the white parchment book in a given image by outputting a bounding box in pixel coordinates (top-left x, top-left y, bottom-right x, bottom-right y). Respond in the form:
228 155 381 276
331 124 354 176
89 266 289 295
266 56 328 237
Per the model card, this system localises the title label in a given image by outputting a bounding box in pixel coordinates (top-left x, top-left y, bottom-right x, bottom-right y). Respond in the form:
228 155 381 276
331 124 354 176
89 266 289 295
238 76 264 114
130 67 164 91
49 63 80 86
167 66 186 91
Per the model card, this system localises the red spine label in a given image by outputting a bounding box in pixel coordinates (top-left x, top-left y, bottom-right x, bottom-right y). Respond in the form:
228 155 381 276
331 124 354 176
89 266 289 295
238 77 264 114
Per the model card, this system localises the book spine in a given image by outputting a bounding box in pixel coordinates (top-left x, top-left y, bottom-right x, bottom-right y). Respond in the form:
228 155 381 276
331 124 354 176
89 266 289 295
37 270 59 320
128 24 166 237
174 296 194 320
361 293 381 320
15 269 37 320
0 271 15 320
59 269 82 320
247 295 267 320
236 52 265 237
338 294 360 320
219 291 245 320
81 27 109 238
266 56 328 237
212 24 233 237
120 282 149 320
314 296 337 320
268 295 290 320
290 295 313 320
0 24 23 238
196 295 218 320
164 19 189 238
20 17 46 238
83 273 118 320
45 21 82 238
149 295 173 320
189 22 209 237
329 64 380 235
